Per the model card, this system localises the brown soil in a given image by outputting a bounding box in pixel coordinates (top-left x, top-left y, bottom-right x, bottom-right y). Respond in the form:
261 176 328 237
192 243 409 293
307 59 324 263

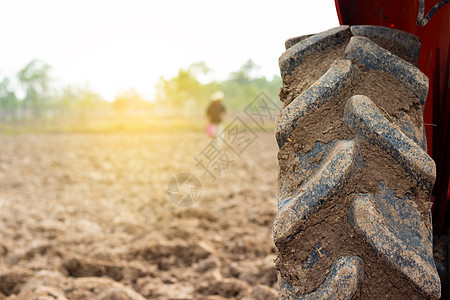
353 65 423 128
276 37 431 299
371 37 417 65
278 41 348 108
0 132 279 299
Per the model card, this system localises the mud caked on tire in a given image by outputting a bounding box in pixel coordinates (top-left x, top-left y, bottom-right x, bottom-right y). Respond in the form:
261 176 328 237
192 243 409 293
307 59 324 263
273 25 441 299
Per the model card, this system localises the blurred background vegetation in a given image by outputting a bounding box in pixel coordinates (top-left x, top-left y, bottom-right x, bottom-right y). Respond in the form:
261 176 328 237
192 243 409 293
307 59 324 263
0 59 281 133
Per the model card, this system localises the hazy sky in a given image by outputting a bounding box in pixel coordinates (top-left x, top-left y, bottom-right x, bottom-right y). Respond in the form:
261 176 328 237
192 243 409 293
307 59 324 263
1 1 339 101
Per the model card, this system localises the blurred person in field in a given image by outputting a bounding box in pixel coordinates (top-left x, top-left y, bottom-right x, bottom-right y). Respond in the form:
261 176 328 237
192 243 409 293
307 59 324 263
206 91 226 149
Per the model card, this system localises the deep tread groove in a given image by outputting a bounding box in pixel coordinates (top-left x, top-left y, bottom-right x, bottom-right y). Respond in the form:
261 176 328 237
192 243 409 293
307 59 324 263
344 95 436 189
349 193 440 299
274 139 358 244
350 25 421 62
276 60 358 148
345 36 429 106
279 256 364 299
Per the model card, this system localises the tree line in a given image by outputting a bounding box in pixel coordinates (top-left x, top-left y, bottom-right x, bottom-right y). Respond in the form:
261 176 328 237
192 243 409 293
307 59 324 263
156 60 281 113
0 59 281 127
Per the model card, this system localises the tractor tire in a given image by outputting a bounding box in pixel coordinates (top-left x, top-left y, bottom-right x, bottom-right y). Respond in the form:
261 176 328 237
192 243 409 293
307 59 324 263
273 25 440 299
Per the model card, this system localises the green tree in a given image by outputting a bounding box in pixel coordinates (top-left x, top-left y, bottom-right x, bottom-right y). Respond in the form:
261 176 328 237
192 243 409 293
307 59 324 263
0 77 19 122
113 88 146 115
155 59 281 114
17 59 52 120
54 85 80 121
75 86 103 124
156 61 214 111
229 59 260 85
222 59 281 109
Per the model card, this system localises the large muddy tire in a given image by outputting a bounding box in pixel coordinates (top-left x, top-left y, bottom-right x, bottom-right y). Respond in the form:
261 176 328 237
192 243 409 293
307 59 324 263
273 25 440 299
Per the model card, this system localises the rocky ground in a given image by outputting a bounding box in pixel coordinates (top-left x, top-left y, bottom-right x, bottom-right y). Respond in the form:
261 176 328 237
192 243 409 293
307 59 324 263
0 131 279 299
